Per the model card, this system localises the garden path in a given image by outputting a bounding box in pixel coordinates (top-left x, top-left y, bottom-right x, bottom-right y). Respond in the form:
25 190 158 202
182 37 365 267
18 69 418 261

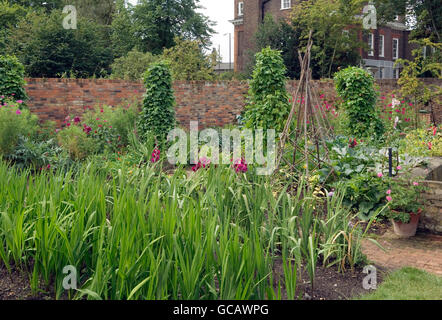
362 231 442 276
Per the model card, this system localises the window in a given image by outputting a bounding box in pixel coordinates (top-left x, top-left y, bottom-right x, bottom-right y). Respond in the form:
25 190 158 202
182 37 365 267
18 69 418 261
379 35 384 57
392 38 399 60
393 68 400 79
238 2 244 16
368 33 374 56
281 0 291 10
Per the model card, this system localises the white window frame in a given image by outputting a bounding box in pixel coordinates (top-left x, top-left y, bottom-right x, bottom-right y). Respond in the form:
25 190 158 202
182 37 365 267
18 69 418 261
281 0 291 10
368 33 374 56
393 38 399 60
238 2 244 17
379 35 384 57
393 68 400 79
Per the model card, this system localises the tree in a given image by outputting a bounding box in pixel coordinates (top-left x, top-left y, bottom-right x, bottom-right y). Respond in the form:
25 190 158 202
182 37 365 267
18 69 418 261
291 0 364 79
0 1 28 50
374 0 441 42
5 9 113 77
111 0 137 58
249 14 301 79
161 37 215 80
132 0 215 54
111 49 158 81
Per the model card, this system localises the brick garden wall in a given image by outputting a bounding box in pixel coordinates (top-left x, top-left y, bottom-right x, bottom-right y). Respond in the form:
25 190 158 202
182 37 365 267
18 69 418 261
24 78 442 129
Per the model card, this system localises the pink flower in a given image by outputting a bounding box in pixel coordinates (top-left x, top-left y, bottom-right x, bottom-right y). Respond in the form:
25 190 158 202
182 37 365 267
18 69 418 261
397 165 402 170
386 189 391 195
15 109 21 115
428 142 432 150
377 173 383 178
413 182 419 186
151 148 160 163
386 196 392 202
73 116 81 123
17 100 23 104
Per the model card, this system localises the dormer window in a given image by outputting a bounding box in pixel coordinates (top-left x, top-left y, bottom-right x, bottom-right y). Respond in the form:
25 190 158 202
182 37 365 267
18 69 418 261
238 2 244 16
281 0 291 10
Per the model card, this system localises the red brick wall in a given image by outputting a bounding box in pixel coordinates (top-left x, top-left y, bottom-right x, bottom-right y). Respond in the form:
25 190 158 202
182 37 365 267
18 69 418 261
24 78 442 129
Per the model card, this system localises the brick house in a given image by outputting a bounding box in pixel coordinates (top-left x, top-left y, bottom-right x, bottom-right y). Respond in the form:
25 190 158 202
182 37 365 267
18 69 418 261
230 0 412 79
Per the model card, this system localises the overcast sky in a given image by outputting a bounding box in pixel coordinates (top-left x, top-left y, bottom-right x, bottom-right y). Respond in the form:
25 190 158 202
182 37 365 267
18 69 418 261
128 0 234 63
197 0 234 63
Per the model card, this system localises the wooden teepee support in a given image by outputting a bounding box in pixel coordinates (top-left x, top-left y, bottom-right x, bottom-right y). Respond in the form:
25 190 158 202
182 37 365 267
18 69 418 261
276 32 334 183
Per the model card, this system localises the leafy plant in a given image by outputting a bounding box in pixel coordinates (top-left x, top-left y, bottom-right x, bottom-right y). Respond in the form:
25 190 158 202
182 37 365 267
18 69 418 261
334 66 384 138
399 126 442 157
0 99 37 156
384 176 427 223
0 54 28 103
243 47 290 133
111 49 158 81
57 125 98 160
137 61 176 144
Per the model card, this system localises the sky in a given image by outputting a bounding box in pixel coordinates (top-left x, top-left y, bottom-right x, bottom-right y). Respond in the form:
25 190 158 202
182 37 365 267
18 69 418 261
197 0 234 63
127 0 234 63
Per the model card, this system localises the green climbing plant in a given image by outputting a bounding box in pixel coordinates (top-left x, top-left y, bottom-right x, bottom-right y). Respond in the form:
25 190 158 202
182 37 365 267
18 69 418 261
243 47 290 133
137 61 176 144
0 54 28 104
334 66 384 138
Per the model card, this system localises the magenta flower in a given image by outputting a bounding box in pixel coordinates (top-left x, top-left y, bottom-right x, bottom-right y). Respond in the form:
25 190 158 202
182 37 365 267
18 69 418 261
396 165 402 170
17 100 23 104
73 116 81 123
151 148 160 163
386 189 391 195
15 109 22 115
413 182 419 186
386 196 392 202
233 158 248 173
377 173 383 178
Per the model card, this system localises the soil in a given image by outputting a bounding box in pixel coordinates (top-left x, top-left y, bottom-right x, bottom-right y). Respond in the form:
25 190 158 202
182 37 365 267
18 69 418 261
359 219 392 236
0 263 52 300
1 259 385 300
272 260 386 300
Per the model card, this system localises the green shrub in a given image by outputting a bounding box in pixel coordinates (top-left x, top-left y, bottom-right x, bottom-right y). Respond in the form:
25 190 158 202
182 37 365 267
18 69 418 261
399 127 441 157
81 101 139 151
57 125 98 160
0 99 37 156
138 61 176 144
334 66 384 138
243 47 290 132
111 49 158 81
0 55 28 103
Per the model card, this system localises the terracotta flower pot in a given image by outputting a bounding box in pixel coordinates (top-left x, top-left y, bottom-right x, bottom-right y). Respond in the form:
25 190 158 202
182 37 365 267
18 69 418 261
391 212 421 238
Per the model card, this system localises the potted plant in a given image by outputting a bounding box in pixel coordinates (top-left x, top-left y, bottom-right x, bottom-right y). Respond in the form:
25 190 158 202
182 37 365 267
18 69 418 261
385 176 426 237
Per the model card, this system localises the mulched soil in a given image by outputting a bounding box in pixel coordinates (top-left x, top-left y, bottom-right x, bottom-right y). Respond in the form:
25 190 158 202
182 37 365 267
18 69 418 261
1 259 385 301
359 219 392 236
0 263 52 300
272 260 386 300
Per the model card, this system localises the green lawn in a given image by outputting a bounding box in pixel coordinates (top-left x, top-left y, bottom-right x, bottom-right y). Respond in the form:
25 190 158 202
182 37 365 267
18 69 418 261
357 267 442 300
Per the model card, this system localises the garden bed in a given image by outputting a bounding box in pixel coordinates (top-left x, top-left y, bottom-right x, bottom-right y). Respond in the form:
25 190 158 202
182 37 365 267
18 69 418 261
0 260 384 301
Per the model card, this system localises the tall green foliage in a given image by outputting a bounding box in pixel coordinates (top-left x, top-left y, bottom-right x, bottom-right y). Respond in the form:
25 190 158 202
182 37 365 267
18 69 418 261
243 47 290 133
162 37 215 81
111 49 158 81
138 61 176 143
334 66 384 138
0 54 28 102
6 10 113 78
